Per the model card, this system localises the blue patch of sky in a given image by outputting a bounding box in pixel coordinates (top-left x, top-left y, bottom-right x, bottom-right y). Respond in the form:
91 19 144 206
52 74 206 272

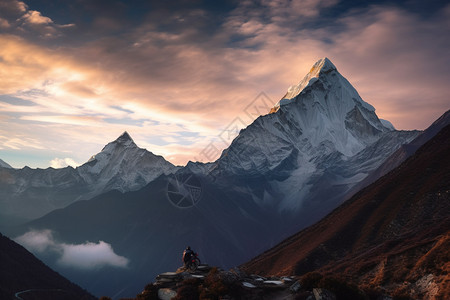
0 95 36 106
104 117 148 127
110 105 134 114
146 131 200 147
146 136 171 146
178 131 199 138
0 149 63 169
19 88 50 98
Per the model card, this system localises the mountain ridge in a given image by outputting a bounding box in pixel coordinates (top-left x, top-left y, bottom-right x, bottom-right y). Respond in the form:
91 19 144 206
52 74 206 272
241 124 450 299
0 131 178 223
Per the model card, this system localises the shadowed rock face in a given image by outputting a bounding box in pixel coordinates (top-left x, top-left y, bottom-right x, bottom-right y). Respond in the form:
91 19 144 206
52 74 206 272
242 125 450 299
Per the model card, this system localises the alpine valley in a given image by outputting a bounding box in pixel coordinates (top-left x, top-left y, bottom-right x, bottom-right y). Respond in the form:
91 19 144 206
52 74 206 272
1 58 448 299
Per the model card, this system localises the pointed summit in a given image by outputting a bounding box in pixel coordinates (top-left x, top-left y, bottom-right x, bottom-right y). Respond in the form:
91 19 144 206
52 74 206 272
313 57 336 73
115 131 134 144
279 57 337 106
88 131 136 163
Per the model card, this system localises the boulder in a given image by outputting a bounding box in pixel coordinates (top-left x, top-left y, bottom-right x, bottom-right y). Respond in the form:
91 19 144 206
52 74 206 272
157 288 177 300
289 281 301 293
313 288 336 300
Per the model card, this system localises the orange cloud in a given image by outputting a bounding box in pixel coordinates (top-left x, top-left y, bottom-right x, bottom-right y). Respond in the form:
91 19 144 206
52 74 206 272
21 10 53 25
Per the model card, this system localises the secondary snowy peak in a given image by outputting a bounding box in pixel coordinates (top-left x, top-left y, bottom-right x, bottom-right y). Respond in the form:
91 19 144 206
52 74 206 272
78 132 178 193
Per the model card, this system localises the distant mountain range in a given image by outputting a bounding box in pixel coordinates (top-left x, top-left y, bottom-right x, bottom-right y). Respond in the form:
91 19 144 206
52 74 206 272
0 231 95 300
3 58 448 298
0 131 178 225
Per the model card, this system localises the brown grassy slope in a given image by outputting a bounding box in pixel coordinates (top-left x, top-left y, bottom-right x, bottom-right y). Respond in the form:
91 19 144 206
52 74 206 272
242 125 450 296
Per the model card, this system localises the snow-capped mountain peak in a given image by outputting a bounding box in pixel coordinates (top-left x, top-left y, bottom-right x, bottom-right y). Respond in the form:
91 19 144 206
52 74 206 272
270 57 336 114
77 132 178 193
217 57 419 211
266 57 390 152
306 56 336 77
104 131 136 151
87 132 136 163
114 131 134 145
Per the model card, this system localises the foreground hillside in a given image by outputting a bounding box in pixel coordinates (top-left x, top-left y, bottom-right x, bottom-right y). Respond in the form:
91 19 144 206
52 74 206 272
0 232 95 300
242 125 450 299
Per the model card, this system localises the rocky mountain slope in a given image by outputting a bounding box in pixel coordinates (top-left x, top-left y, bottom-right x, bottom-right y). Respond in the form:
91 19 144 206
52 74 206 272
0 232 95 300
346 109 450 198
242 124 450 299
0 132 178 224
206 57 419 230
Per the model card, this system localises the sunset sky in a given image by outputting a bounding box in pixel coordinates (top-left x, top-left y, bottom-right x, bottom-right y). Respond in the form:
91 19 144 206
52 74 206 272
0 0 449 169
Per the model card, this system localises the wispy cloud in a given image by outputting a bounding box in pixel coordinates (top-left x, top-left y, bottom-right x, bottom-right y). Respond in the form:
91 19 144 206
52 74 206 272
14 229 55 253
15 230 129 270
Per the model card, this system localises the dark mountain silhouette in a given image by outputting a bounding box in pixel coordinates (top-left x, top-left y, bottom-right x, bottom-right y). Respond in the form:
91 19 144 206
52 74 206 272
242 124 450 299
0 232 95 300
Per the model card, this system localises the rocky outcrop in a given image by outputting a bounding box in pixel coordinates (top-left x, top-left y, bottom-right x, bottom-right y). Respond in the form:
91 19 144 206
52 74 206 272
133 264 405 300
136 264 340 300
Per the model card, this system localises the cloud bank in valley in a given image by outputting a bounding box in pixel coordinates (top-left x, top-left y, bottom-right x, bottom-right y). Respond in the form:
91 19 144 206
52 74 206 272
15 229 129 270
